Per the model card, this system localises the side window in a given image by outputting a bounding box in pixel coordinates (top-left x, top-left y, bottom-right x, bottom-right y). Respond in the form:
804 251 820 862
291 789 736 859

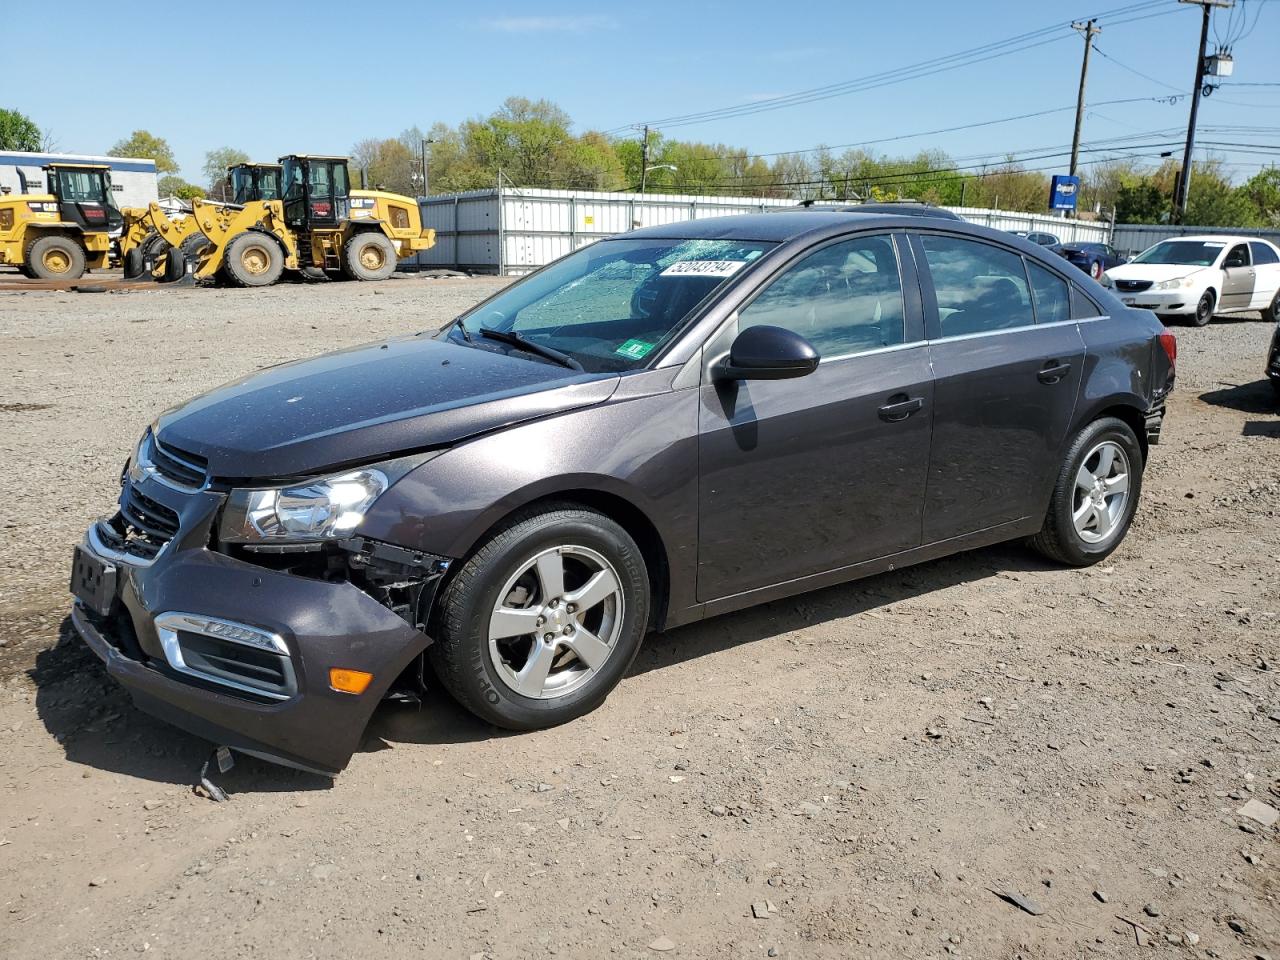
1071 285 1102 318
1026 261 1070 324
739 234 905 357
920 234 1034 337
1223 244 1250 268
1249 241 1279 266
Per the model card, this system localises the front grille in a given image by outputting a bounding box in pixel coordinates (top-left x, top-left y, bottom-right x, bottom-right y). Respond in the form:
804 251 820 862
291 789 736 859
174 630 295 699
1115 279 1153 292
107 482 181 560
148 434 208 489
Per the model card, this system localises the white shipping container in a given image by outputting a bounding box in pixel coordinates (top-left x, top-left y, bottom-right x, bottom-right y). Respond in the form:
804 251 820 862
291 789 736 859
413 188 1114 275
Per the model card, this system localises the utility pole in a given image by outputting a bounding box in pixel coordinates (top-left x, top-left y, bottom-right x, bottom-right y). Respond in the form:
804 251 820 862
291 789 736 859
1069 19 1100 180
639 125 650 194
1173 0 1233 223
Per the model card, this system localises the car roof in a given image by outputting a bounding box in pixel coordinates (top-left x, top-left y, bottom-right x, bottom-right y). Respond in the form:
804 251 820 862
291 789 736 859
1155 235 1272 245
626 210 1000 244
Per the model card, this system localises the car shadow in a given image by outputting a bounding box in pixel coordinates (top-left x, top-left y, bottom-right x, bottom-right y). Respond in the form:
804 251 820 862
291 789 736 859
28 542 1057 791
29 617 333 793
1198 380 1278 415
629 541 1056 677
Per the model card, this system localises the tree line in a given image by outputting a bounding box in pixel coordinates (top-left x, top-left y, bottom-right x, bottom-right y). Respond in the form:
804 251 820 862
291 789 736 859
3 103 1277 227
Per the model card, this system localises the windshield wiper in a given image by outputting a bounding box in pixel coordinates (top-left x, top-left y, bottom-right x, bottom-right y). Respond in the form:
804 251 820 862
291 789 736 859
452 316 473 342
478 327 583 371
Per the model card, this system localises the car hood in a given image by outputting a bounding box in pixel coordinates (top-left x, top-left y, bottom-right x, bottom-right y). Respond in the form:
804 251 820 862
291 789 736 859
154 335 619 479
1105 263 1208 283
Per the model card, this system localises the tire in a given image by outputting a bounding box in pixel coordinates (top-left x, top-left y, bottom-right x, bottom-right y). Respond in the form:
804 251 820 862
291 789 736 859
123 245 146 279
1029 417 1144 567
341 232 398 281
1192 289 1215 327
27 235 86 280
429 504 650 730
222 232 283 287
1262 288 1280 324
1089 260 1103 280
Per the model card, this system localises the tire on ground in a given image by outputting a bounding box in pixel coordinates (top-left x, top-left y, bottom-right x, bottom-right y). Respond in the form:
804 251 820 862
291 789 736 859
222 232 284 287
1192 289 1215 327
1028 416 1144 567
341 232 398 281
123 245 146 279
429 504 650 730
27 234 86 280
1262 288 1280 325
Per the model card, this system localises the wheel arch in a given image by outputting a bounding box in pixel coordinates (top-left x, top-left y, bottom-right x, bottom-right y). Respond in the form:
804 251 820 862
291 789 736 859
1072 399 1149 460
434 484 672 633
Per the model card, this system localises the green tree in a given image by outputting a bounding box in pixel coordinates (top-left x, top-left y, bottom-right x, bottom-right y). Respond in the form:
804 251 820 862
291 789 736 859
109 130 178 173
202 146 251 198
351 138 417 195
1115 179 1168 223
1240 167 1280 226
0 108 42 151
157 175 205 200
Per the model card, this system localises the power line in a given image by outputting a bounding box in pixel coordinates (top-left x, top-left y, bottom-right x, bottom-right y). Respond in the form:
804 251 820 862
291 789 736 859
605 0 1182 134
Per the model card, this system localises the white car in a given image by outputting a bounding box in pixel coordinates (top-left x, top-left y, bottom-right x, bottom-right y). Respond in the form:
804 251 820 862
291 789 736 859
1102 235 1280 326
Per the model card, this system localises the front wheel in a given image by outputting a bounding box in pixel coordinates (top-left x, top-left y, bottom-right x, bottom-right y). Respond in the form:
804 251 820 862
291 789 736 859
1192 289 1215 327
1262 288 1280 324
1029 417 1144 566
342 232 398 281
430 505 650 730
222 232 283 287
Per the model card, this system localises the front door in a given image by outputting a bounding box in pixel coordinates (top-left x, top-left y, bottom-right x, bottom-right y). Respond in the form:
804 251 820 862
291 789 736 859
697 232 933 601
912 233 1086 544
1220 243 1255 311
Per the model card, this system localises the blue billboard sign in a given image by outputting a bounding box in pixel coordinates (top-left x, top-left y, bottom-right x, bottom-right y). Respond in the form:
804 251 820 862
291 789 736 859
1049 175 1080 211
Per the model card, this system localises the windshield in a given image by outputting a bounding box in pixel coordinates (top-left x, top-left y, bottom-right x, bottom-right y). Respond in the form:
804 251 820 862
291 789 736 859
54 168 111 206
1132 240 1224 267
455 237 776 372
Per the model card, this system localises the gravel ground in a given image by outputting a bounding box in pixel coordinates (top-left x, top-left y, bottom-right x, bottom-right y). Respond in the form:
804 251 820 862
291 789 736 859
0 274 1277 960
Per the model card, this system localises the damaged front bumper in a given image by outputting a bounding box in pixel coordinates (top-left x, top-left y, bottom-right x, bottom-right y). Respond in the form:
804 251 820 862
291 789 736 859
69 472 450 776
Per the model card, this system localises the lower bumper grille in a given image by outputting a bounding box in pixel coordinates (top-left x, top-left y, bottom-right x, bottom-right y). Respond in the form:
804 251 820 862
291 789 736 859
155 612 296 701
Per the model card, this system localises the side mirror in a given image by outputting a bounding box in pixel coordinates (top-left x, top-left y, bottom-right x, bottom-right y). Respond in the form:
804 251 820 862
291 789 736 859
717 325 820 381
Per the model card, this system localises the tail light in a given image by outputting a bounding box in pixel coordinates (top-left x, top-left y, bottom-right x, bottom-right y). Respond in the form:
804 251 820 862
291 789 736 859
1158 330 1177 366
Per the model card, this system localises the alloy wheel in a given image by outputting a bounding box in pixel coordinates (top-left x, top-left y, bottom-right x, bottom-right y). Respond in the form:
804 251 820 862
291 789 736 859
1071 440 1130 544
487 545 625 700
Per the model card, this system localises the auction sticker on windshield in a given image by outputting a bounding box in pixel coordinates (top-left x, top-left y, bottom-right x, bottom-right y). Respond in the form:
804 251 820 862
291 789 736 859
661 260 748 278
615 338 656 360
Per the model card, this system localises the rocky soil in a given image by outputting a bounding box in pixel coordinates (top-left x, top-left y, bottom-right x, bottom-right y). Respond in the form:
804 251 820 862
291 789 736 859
0 274 1276 959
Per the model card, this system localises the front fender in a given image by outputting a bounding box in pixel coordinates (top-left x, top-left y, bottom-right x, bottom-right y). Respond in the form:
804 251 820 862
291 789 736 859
357 375 701 615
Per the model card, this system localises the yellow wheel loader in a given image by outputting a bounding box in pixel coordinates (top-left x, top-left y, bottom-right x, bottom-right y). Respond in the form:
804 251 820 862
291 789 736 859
228 162 282 204
0 163 121 280
173 154 435 287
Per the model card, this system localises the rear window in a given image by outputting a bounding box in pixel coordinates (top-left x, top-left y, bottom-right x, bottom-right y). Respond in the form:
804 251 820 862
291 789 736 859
1250 241 1279 266
1027 261 1070 324
1071 285 1102 318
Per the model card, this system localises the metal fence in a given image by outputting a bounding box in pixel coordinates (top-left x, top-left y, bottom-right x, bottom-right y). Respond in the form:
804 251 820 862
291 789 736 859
1112 222 1280 258
411 187 1115 275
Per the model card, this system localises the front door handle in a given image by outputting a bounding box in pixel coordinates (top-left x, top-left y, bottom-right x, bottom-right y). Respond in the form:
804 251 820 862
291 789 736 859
1038 360 1072 384
878 394 924 422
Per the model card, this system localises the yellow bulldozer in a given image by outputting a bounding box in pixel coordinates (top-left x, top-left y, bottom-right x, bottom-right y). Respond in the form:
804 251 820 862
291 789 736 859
122 154 435 287
0 163 121 280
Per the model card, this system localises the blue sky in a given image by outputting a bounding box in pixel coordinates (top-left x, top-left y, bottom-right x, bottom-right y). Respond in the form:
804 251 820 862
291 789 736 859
13 0 1278 185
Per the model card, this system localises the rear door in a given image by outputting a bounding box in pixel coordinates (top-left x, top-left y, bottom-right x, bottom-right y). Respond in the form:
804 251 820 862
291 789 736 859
1248 241 1280 309
1220 243 1254 311
696 232 933 600
912 232 1086 544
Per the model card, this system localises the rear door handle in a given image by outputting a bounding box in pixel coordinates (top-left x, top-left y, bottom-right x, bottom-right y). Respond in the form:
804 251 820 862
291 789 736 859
1038 360 1072 384
878 394 924 422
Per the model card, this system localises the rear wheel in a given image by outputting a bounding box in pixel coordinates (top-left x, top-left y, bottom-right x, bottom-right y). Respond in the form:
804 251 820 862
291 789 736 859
1192 289 1215 326
341 232 397 281
429 505 650 730
1029 417 1144 567
222 232 283 287
1089 260 1103 280
27 235 86 280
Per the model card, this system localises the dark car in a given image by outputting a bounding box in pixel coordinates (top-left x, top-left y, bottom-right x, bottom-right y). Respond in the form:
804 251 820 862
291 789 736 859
1267 319 1280 398
69 212 1176 775
1054 241 1125 280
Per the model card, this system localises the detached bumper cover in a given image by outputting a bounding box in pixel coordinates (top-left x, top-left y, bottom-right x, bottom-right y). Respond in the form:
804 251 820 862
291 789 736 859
71 538 446 776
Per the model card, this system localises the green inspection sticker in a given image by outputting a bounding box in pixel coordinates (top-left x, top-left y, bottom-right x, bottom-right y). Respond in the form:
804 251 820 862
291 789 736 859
615 338 655 360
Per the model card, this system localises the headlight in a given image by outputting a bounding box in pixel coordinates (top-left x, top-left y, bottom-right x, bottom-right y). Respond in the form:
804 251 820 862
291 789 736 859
219 469 389 544
1100 274 1115 288
1154 276 1196 291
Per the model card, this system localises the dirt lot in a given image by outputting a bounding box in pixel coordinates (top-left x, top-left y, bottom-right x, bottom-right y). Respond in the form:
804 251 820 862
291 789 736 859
0 274 1276 960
